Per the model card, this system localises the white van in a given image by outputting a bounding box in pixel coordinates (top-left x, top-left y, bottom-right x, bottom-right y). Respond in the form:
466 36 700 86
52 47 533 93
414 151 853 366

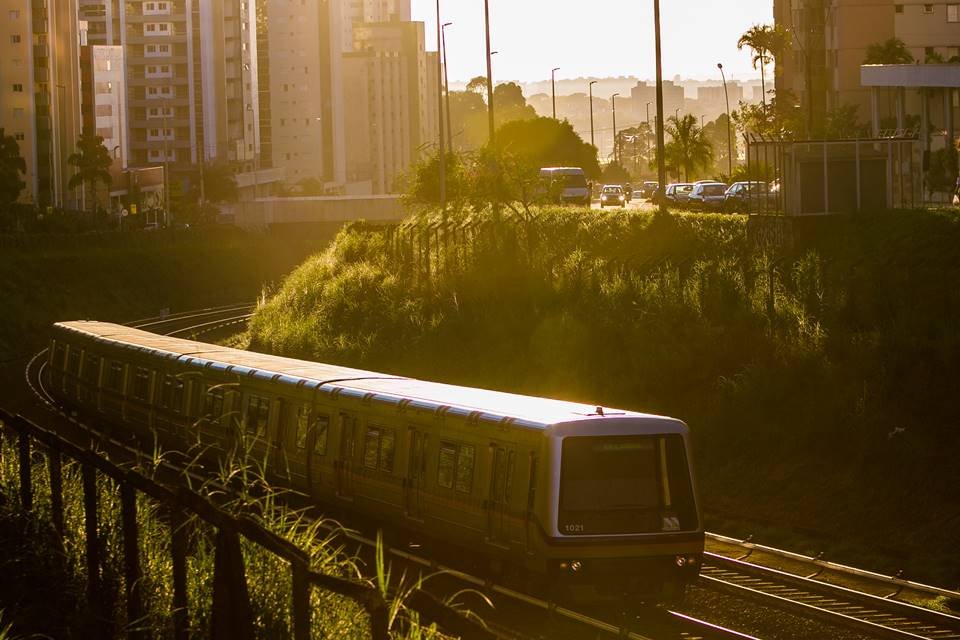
539 167 591 205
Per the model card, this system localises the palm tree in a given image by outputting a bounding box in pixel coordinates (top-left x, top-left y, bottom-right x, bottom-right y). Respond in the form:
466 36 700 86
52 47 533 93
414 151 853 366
67 132 113 212
665 115 714 182
0 128 26 208
864 38 914 64
738 24 777 108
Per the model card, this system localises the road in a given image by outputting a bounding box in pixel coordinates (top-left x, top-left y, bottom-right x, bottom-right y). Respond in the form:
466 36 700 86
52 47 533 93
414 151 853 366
590 197 658 212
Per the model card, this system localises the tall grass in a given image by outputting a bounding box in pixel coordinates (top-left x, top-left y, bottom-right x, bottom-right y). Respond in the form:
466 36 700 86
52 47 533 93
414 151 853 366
0 425 459 639
249 205 960 586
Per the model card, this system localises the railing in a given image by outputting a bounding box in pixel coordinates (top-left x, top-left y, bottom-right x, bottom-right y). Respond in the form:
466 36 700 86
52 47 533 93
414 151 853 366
0 408 493 640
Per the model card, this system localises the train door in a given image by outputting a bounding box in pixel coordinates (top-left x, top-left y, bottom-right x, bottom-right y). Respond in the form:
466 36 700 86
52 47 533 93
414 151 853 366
271 399 292 479
405 428 428 520
486 445 515 546
336 412 357 499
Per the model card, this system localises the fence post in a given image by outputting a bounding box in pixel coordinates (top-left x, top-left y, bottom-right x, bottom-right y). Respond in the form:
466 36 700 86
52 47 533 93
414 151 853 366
18 431 32 512
291 562 310 640
211 526 254 640
170 508 190 640
82 464 104 635
121 484 144 639
48 448 64 538
366 591 390 640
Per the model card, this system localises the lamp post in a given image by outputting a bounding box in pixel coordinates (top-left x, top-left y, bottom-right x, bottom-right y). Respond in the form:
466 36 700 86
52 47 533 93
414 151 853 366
551 67 560 119
435 0 445 208
718 62 733 177
442 22 453 148
653 0 667 212
611 93 620 164
589 80 598 147
246 103 258 201
484 0 495 143
161 107 170 227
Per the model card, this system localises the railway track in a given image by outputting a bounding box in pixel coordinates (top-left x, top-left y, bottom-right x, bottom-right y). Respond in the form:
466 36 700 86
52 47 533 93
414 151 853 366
699 545 960 639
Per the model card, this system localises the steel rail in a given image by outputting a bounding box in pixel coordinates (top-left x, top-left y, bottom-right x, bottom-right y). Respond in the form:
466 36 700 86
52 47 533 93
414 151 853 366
700 553 960 640
705 532 960 601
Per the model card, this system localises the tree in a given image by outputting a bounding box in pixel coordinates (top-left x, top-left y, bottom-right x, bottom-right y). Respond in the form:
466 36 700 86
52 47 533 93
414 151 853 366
701 114 735 178
733 89 804 139
493 82 537 125
600 161 631 185
738 25 774 108
175 162 239 224
495 117 600 178
864 38 914 64
67 132 113 212
0 128 26 208
823 104 867 139
466 76 489 99
664 114 714 182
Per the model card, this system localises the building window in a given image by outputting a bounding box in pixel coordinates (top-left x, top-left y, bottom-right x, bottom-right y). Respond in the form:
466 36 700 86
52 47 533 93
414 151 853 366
9 9 20 19
948 4 959 21
14 133 24 141
895 4 904 12
923 3 934 13
10 35 21 44
12 84 23 92
95 81 113 94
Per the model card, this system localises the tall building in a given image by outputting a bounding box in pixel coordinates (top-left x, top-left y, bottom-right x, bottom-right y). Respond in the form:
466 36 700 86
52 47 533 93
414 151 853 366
774 0 960 134
341 0 410 51
79 43 127 168
0 0 84 208
630 81 685 120
343 19 437 193
259 0 345 185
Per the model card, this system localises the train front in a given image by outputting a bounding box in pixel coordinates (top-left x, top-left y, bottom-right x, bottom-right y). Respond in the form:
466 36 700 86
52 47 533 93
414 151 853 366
540 417 704 605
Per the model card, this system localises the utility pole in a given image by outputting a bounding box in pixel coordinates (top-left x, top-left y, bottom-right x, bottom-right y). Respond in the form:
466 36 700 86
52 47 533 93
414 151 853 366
435 0 446 209
654 0 667 212
589 80 598 147
551 67 560 119
442 22 453 149
611 93 620 164
484 0 495 143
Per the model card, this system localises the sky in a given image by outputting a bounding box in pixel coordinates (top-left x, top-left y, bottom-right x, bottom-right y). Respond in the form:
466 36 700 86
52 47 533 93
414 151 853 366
411 0 774 85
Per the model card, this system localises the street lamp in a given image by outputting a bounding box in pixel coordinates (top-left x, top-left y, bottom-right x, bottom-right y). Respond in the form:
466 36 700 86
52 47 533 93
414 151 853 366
718 62 733 177
653 0 667 212
246 103 259 201
483 0 495 142
646 102 651 126
435 0 445 208
611 93 620 164
589 80 598 147
442 22 453 148
551 67 560 119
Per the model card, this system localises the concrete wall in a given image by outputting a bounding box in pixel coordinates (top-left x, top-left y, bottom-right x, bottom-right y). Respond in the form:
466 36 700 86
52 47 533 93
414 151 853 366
235 195 405 228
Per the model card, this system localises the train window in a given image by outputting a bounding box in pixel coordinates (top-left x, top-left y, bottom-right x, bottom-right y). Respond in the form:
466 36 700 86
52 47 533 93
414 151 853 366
438 442 475 493
204 386 225 418
295 406 329 455
107 362 125 392
244 394 270 437
53 343 67 370
67 348 82 376
82 353 101 384
159 375 185 413
132 367 151 401
490 447 516 503
526 453 538 512
362 426 396 472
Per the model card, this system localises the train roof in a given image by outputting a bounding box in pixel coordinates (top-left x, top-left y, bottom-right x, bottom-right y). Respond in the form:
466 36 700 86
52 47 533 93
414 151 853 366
54 321 681 431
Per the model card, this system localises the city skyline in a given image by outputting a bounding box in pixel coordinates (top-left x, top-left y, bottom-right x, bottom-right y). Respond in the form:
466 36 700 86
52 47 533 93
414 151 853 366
411 0 774 84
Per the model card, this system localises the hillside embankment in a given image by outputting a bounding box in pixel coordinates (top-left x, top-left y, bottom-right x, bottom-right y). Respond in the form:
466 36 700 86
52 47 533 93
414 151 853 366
249 207 960 587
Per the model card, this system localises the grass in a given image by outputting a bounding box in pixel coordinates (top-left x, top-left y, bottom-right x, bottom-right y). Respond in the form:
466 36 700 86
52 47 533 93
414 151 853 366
0 416 472 639
247 205 960 589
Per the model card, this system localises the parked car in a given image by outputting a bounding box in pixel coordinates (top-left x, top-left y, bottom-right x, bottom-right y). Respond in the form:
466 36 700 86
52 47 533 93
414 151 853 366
640 181 659 199
664 183 694 205
687 182 729 210
724 181 775 212
600 184 626 208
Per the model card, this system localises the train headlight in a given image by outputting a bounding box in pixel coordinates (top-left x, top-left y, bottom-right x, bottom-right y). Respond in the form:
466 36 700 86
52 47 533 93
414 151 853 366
570 560 582 573
675 555 687 567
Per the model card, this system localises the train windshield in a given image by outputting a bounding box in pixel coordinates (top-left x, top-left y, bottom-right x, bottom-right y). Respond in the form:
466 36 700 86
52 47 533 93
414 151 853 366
558 435 697 535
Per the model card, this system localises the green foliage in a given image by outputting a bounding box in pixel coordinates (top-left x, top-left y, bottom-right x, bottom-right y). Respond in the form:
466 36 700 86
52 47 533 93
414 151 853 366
600 161 631 185
496 117 600 178
0 128 26 208
733 89 804 139
822 103 868 139
737 24 790 106
67 132 113 212
664 114 714 182
175 162 239 224
925 143 959 195
252 208 960 586
864 37 914 64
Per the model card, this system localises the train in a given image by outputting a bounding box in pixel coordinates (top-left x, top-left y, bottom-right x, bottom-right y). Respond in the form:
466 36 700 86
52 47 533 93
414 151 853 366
45 320 704 604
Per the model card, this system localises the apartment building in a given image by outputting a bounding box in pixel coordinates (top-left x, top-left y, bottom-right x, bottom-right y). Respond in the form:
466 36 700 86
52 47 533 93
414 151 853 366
259 0 345 185
775 0 960 134
0 0 84 208
341 0 410 51
79 43 127 169
630 81 685 121
343 19 437 194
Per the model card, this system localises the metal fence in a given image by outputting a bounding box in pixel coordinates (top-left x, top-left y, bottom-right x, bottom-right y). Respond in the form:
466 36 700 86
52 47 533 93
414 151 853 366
0 408 493 640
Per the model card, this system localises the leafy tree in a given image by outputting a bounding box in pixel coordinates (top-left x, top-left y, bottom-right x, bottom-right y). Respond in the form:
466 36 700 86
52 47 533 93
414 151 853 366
701 114 736 177
401 151 471 210
738 24 789 107
466 76 489 99
67 132 113 212
493 82 537 125
664 114 714 182
733 88 804 139
864 38 914 64
823 103 867 139
601 161 631 185
0 128 26 208
448 90 488 150
925 144 958 199
495 117 600 178
175 162 239 224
